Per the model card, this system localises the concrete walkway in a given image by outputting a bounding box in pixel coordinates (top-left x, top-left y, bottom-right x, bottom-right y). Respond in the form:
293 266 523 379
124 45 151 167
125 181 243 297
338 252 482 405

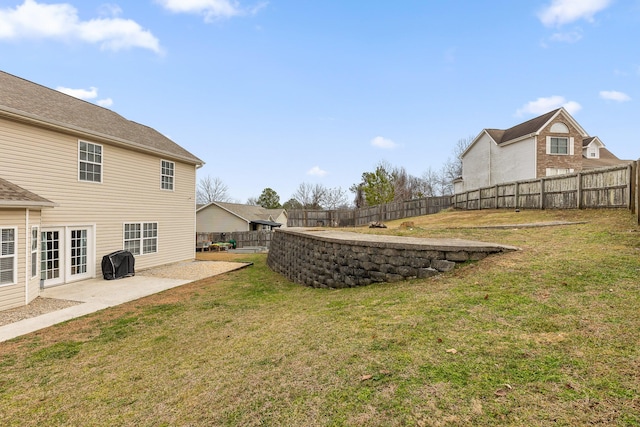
0 262 249 343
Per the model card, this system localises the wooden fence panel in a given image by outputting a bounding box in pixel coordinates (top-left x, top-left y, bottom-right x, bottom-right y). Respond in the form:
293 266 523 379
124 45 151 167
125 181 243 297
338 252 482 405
196 230 273 249
498 183 516 208
453 165 632 212
286 196 452 227
580 166 630 208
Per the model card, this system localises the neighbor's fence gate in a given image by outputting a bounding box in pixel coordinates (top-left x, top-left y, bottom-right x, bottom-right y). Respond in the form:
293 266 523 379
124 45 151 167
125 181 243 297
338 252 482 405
287 196 451 228
451 164 634 211
196 230 273 249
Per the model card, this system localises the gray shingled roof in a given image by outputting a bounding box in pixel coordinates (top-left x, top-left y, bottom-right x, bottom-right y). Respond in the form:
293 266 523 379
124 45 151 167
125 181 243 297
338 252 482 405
582 136 597 147
0 70 203 165
494 109 560 144
203 202 285 223
0 177 56 207
582 148 631 170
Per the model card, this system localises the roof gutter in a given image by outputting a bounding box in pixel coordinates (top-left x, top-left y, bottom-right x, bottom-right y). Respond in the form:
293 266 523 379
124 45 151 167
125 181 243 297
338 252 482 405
0 201 58 208
500 132 537 146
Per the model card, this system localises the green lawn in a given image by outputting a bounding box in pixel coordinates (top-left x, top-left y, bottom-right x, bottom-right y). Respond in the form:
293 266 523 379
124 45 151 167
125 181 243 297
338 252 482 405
1 209 639 426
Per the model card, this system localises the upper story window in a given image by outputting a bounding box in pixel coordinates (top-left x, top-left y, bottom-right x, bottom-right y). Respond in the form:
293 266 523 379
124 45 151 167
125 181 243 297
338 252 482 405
550 122 569 133
0 227 16 286
79 141 102 183
585 145 599 159
549 137 568 155
161 160 175 191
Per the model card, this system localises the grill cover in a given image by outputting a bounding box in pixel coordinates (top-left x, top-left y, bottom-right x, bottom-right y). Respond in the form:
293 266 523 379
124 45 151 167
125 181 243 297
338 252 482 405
101 250 135 280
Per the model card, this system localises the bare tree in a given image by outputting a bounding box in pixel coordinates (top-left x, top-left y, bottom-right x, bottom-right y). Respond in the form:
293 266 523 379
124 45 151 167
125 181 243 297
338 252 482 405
420 167 438 197
197 175 231 204
321 187 349 210
442 135 474 184
293 182 326 209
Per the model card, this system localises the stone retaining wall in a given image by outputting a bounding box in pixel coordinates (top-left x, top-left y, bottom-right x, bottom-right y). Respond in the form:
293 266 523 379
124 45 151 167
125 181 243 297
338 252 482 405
267 228 518 289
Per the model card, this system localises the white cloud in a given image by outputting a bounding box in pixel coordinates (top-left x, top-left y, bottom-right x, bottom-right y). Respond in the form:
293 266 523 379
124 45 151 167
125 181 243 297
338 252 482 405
370 136 398 149
549 30 582 43
600 90 631 102
307 166 328 177
56 86 98 100
56 85 114 107
516 96 582 116
538 0 612 27
0 0 161 53
156 0 267 21
97 98 114 107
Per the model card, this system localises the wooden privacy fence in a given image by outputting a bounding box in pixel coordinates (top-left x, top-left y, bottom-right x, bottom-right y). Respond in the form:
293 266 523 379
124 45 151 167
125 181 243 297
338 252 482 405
196 230 273 249
452 164 635 211
635 159 640 224
287 196 451 228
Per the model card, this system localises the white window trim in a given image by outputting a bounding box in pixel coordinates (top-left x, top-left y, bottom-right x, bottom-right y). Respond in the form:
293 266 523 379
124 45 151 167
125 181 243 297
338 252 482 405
123 222 159 256
161 159 175 191
550 122 569 133
546 168 575 176
546 136 574 156
31 226 39 279
78 140 103 183
0 227 18 287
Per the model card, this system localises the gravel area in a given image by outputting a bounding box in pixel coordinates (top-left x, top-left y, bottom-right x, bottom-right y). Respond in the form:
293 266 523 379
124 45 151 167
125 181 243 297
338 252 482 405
0 297 82 327
0 260 248 328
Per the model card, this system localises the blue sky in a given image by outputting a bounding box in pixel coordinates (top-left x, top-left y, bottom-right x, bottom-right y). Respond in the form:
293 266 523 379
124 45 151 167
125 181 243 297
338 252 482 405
1 0 638 203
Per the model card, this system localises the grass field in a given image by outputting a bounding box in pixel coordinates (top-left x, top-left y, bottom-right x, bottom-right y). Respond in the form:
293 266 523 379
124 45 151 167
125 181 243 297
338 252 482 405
1 209 639 426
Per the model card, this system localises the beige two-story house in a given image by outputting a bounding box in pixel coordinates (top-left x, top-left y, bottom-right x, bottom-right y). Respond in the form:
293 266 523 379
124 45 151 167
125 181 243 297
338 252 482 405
455 108 630 192
0 70 203 312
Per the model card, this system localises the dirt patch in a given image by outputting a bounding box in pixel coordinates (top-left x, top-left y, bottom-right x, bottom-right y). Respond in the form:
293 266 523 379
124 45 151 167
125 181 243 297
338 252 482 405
0 260 248 329
138 260 250 281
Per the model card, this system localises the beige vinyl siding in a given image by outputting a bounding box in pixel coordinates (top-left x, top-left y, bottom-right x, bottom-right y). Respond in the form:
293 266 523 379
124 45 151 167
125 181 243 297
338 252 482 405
272 212 288 228
0 209 26 311
197 205 249 232
0 117 197 276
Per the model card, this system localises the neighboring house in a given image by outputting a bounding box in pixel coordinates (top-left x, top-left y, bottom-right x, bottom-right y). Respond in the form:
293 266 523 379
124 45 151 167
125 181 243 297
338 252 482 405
0 70 203 312
196 202 287 233
455 108 630 193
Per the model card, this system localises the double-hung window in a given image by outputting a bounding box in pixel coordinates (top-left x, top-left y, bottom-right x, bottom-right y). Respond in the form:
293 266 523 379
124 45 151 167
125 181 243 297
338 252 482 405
0 228 16 286
123 222 158 255
79 141 102 182
549 137 568 155
161 160 175 190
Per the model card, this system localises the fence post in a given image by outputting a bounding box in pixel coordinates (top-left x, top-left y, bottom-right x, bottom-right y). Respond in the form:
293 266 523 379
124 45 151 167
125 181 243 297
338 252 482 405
494 185 499 209
540 178 545 209
635 159 640 225
514 182 519 209
628 162 635 213
576 172 582 209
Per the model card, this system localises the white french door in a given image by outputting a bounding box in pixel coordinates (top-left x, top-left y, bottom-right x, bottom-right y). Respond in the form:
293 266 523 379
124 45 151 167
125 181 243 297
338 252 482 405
41 226 94 288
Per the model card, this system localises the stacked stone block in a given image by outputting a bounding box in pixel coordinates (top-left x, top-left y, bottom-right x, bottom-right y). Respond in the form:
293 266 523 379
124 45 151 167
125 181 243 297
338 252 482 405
267 229 515 289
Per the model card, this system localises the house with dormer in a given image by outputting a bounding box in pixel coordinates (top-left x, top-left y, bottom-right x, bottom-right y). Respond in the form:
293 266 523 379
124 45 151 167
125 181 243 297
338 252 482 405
0 70 203 312
454 108 630 193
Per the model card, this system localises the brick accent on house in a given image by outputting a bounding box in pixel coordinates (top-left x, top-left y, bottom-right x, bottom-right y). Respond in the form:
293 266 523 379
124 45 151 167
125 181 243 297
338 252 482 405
536 114 584 178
